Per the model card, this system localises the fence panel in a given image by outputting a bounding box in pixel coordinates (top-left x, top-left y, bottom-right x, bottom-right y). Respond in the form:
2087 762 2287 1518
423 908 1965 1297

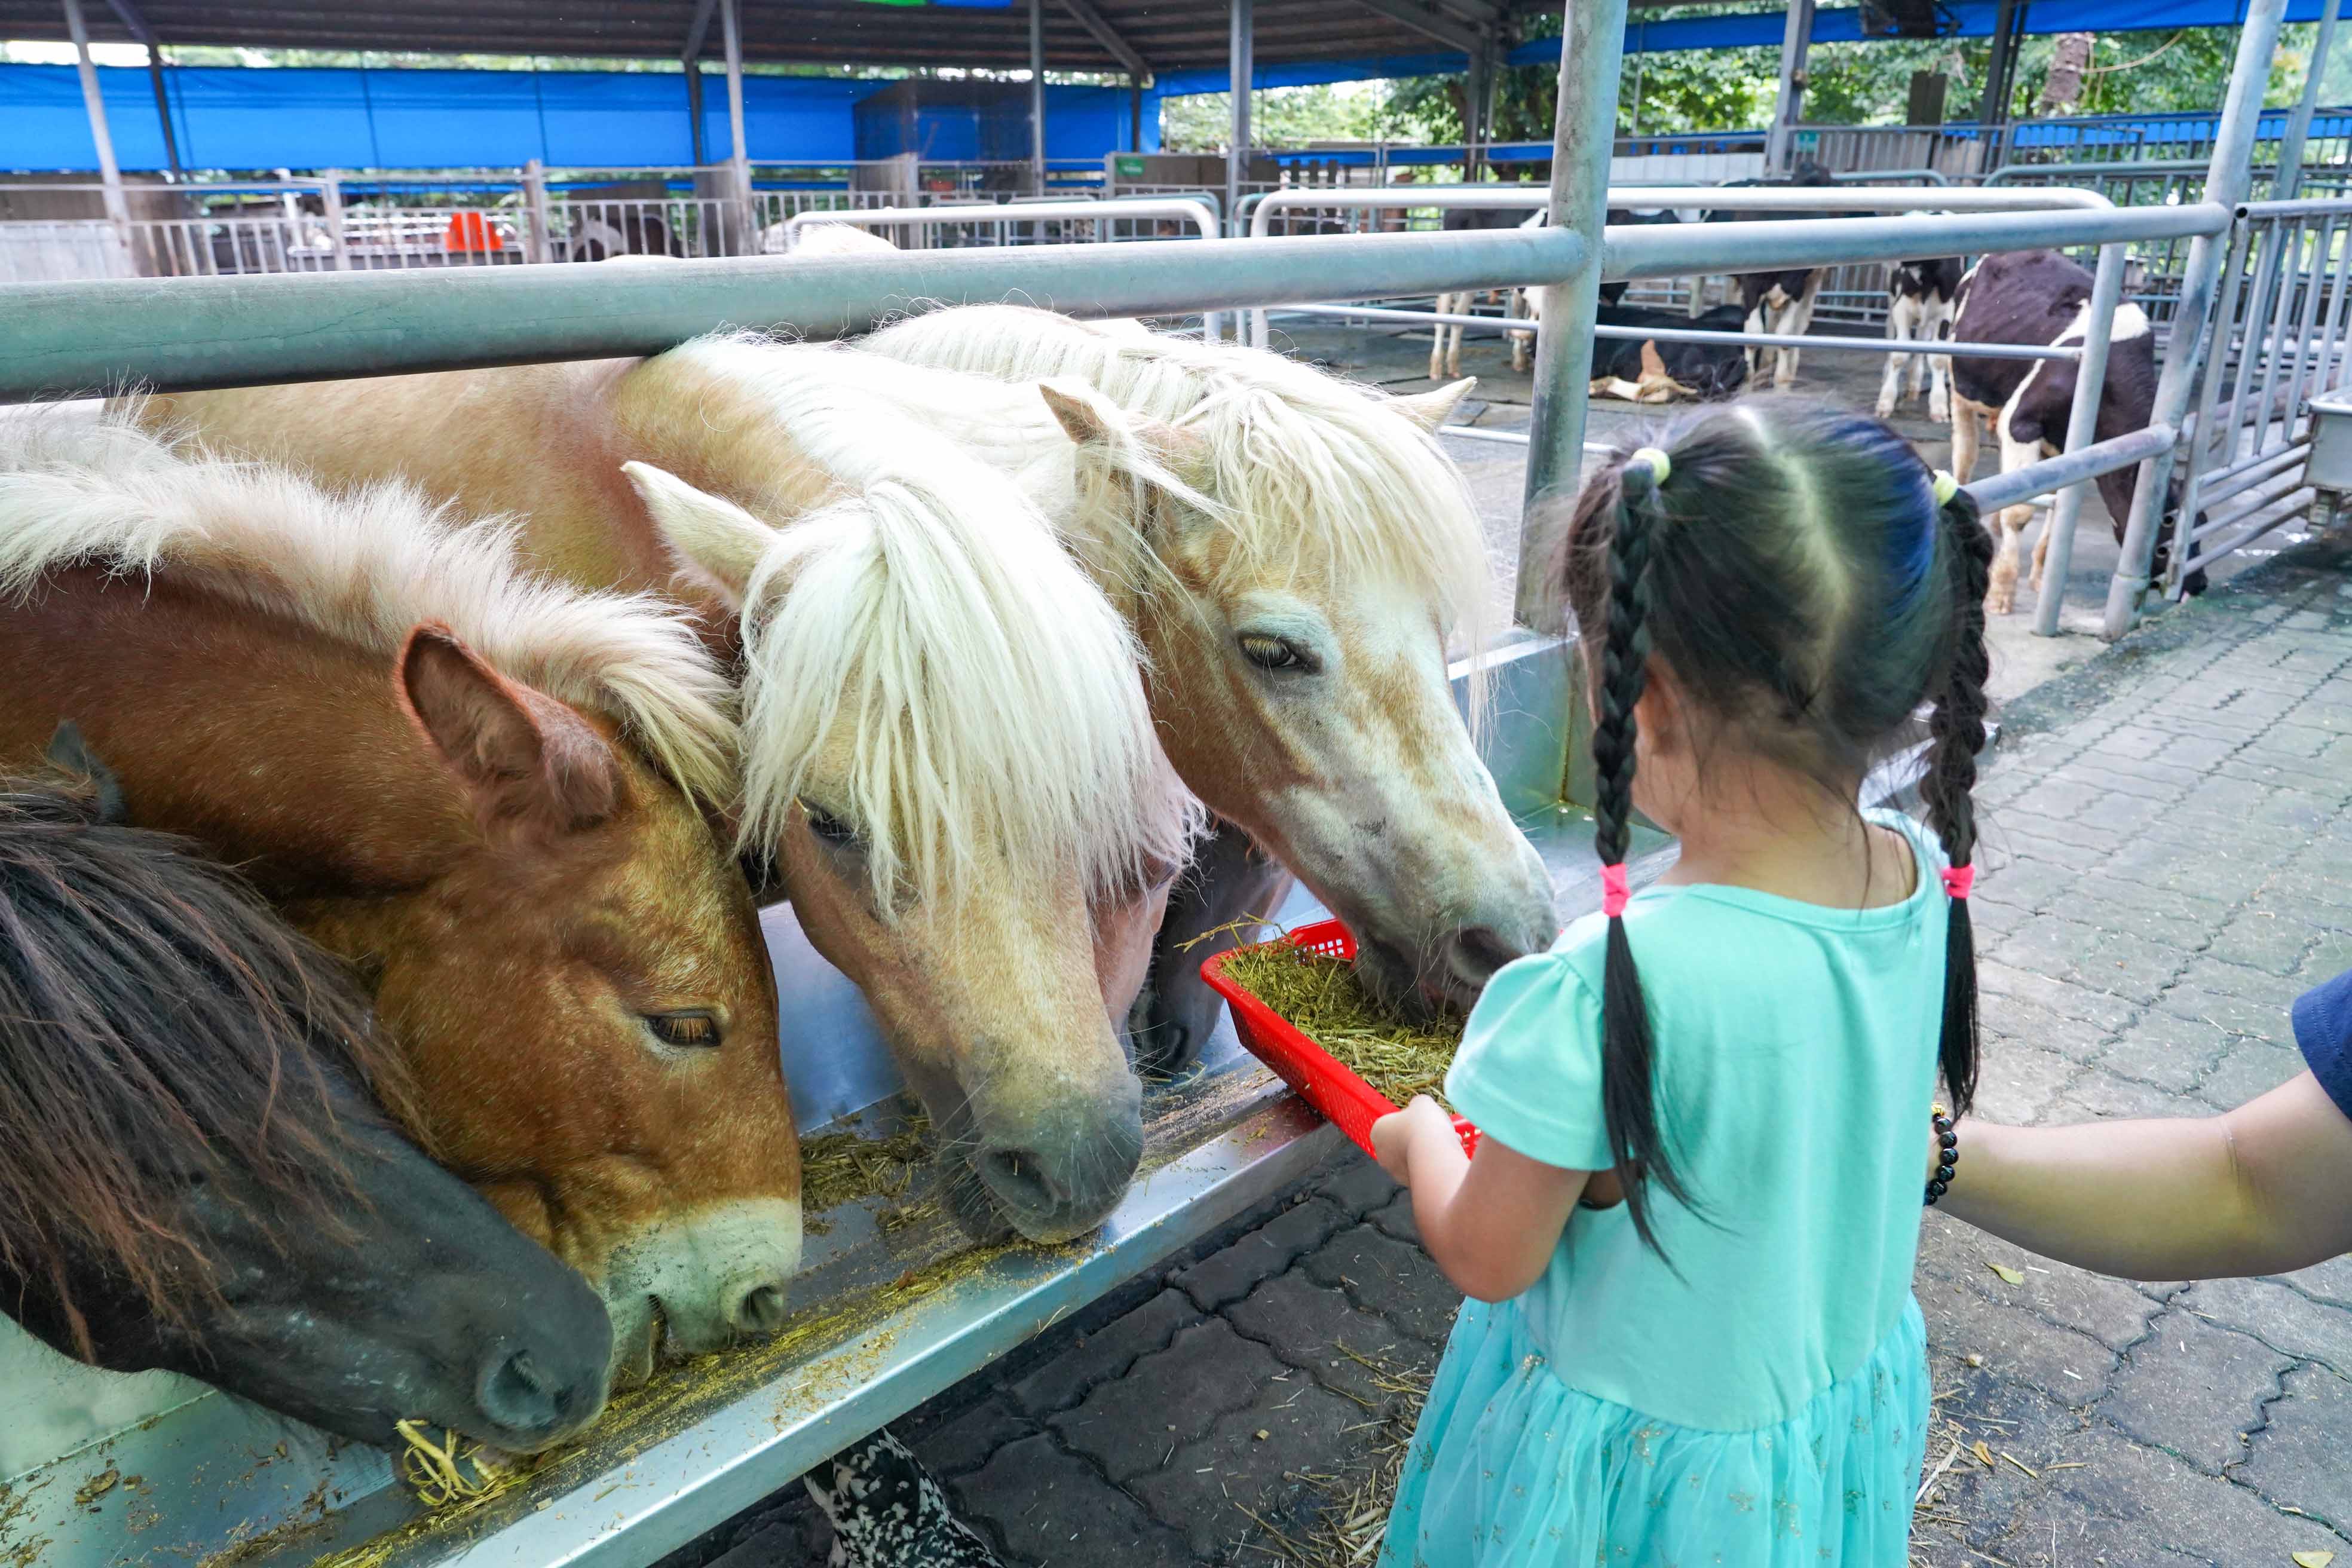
2168 200 2352 585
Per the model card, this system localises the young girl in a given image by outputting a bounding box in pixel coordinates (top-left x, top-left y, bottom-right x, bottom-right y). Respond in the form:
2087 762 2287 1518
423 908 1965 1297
1370 401 1991 1567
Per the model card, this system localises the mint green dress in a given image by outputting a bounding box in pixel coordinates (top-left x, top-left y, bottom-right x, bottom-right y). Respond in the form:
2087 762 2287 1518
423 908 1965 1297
1380 811 1945 1568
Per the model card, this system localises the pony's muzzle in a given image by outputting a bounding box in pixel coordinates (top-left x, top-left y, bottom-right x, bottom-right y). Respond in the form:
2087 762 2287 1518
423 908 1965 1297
474 1342 598 1447
967 1074 1144 1244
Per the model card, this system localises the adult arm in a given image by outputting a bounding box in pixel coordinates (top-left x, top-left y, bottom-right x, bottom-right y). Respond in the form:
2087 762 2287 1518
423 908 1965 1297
1373 1096 1588 1302
1940 1071 2352 1279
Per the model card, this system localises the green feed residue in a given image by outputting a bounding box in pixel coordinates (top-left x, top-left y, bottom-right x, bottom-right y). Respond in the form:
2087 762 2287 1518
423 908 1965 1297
1220 943 1466 1112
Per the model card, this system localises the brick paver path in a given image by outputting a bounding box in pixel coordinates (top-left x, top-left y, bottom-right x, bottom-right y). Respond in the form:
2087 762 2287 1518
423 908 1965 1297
669 538 2352 1568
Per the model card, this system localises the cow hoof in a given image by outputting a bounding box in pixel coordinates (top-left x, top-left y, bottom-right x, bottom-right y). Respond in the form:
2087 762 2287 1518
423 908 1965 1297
1874 398 1897 419
1930 399 1950 424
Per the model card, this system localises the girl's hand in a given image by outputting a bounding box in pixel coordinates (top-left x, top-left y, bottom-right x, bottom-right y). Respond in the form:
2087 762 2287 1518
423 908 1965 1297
1371 1095 1452 1184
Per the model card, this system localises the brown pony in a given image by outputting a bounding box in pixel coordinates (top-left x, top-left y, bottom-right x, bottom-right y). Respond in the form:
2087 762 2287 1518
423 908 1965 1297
143 349 1198 1245
0 419 799 1388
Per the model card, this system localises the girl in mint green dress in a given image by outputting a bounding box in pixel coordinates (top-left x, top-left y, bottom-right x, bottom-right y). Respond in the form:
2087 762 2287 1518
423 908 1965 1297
1371 403 1990 1567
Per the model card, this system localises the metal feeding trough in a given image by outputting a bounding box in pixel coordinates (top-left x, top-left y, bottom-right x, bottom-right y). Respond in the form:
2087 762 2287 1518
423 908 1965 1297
2302 388 2352 528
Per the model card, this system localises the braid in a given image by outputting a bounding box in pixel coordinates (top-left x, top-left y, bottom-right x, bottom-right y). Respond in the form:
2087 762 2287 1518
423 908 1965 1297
1921 486 1992 1115
1590 460 1692 1257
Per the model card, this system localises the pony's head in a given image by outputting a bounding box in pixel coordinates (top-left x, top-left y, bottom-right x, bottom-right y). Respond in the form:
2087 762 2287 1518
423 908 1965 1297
615 340 1199 1242
329 625 801 1386
0 422 802 1389
0 763 612 1452
857 310 1559 1016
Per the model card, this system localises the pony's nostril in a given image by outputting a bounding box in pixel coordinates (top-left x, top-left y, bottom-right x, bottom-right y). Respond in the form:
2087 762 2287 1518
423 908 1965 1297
475 1346 567 1437
979 1146 1065 1215
733 1283 790 1337
1446 925 1523 990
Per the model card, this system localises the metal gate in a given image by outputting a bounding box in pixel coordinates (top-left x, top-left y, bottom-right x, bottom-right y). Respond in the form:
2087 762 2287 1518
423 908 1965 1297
2164 197 2352 592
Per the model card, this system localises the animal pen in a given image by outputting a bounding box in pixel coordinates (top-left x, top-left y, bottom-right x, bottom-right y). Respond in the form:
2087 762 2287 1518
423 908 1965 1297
0 0 2339 1562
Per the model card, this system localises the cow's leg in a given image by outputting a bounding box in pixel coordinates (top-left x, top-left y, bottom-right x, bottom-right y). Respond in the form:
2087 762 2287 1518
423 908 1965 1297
1987 409 2044 615
1430 293 1454 381
1878 293 1919 419
1951 394 1986 482
1777 274 1821 391
1508 289 1532 374
1923 298 1953 423
1744 299 1767 381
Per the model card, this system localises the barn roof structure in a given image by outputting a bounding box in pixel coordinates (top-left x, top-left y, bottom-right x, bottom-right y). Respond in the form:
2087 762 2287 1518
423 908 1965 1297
0 0 1563 76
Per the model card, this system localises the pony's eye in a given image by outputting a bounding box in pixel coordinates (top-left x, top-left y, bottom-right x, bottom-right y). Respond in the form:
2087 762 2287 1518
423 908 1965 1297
798 799 859 847
1238 633 1317 673
645 1010 722 1049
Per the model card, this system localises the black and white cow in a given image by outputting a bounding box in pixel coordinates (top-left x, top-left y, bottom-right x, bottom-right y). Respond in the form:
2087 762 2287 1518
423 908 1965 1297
1600 206 1686 308
1877 255 1965 423
1710 161 1839 392
1590 303 1750 403
1432 204 1544 379
1949 247 2201 615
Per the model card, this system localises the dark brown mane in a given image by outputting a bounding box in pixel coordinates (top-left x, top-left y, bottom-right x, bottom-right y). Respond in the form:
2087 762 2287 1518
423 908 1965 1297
0 767 423 1355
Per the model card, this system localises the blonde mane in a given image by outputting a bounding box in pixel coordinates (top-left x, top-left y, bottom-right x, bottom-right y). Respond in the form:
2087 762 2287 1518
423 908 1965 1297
858 305 1497 644
0 412 736 803
659 336 1199 903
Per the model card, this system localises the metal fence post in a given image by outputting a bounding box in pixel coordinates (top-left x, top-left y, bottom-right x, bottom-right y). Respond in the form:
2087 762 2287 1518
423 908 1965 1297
2030 239 2125 636
2103 0 2289 640
522 158 551 265
2279 0 2342 201
320 169 350 271
1518 0 1630 626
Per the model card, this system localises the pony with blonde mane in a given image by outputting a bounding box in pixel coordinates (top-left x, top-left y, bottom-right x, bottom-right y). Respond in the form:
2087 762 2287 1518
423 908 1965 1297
853 307 1558 1059
0 416 800 1386
144 346 1198 1244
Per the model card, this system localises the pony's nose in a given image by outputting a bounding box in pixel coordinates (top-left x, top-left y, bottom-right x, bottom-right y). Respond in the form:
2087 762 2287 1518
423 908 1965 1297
473 1345 590 1443
979 1144 1071 1214
731 1282 790 1336
1442 923 1526 996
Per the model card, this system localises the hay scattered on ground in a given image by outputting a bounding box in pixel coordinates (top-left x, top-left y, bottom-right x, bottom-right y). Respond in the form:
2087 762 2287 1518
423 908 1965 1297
1242 1344 1429 1568
1218 944 1465 1112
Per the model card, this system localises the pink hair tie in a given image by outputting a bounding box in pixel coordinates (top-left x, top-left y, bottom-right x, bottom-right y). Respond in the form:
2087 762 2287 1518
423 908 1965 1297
1601 863 1632 918
1940 865 1976 900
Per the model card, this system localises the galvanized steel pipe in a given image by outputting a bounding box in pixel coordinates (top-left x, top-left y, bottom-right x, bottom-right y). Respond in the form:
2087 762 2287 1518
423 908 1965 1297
0 225 1587 403
1518 0 1629 626
2031 237 2130 638
2105 0 2290 638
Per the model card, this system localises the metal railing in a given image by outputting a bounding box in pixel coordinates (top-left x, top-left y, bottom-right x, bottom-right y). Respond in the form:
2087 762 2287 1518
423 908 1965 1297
2166 197 2352 585
779 198 1226 339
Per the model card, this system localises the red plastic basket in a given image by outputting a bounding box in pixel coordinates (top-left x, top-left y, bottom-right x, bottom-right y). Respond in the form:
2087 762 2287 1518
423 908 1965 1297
1202 918 1479 1160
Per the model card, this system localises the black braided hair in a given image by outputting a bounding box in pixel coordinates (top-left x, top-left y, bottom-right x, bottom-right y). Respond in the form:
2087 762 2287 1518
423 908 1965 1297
1919 485 1992 1116
1587 456 1693 1257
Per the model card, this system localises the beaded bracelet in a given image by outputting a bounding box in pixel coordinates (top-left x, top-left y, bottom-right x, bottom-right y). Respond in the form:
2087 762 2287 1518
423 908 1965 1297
1925 1103 1959 1206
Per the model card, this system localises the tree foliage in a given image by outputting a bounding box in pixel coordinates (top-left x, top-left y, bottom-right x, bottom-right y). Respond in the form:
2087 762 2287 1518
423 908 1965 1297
1162 15 2323 154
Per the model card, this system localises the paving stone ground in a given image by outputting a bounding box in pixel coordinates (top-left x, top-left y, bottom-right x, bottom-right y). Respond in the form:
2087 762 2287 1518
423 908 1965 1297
669 537 2352 1567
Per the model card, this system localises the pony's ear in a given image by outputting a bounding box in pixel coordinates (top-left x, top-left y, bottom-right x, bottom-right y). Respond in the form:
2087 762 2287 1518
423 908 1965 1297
45 721 128 825
399 624 621 837
623 461 773 611
1392 377 1477 433
1037 379 1128 448
1038 381 1215 508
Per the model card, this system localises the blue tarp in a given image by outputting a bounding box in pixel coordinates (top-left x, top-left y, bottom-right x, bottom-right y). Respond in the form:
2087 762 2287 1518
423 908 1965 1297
0 64 1150 173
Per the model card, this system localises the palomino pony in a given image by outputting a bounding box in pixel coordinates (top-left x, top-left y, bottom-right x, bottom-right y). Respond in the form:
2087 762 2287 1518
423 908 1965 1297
0 419 799 1388
143 348 1197 1245
853 307 1560 1062
0 757 612 1451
